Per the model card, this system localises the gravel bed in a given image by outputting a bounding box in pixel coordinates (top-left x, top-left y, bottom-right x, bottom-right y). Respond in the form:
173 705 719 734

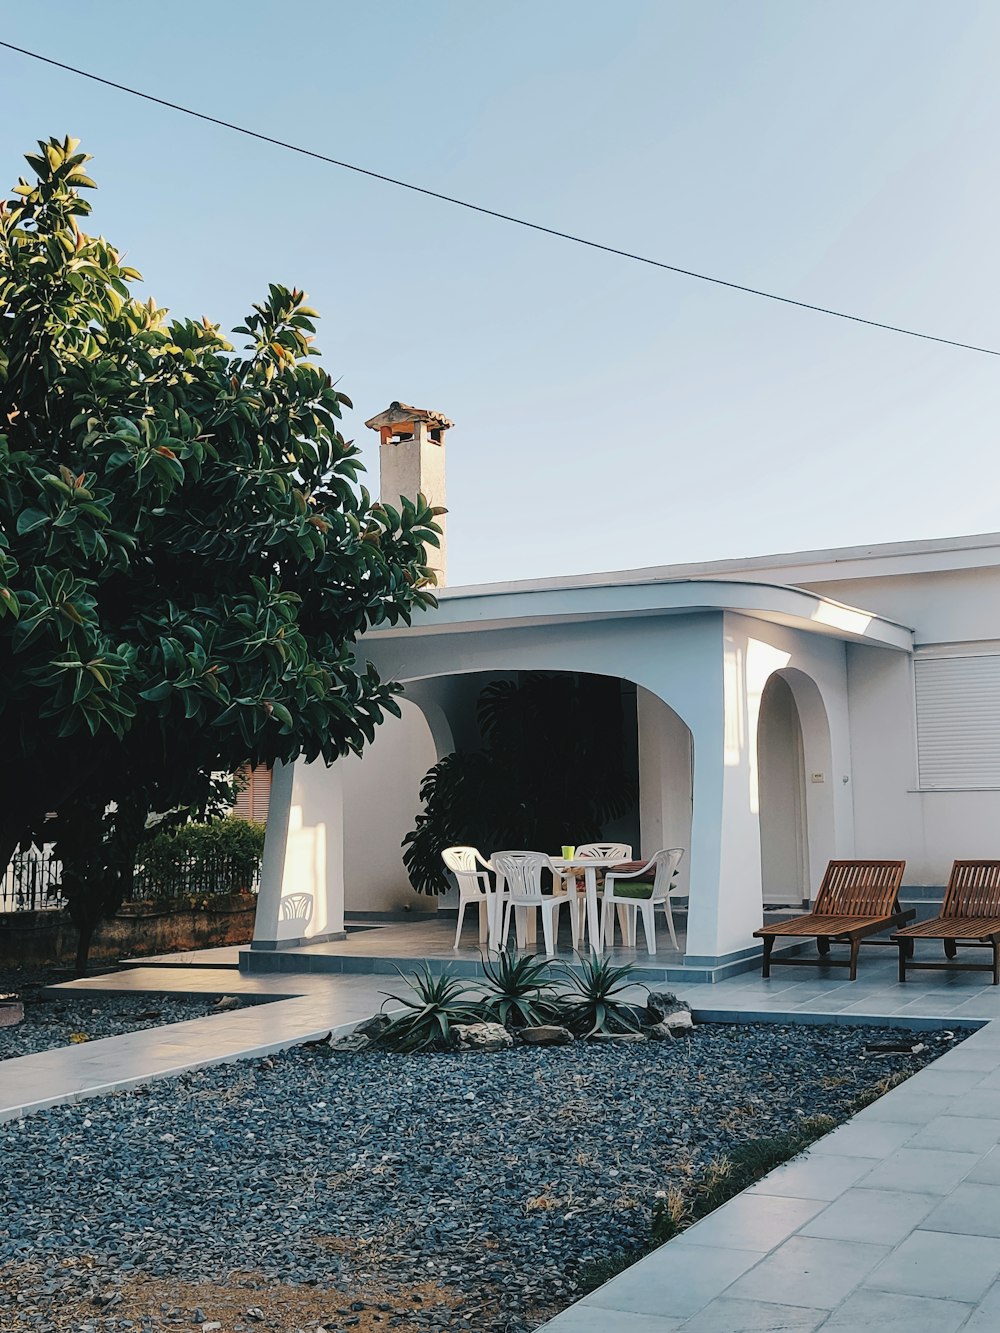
0 969 262 1061
0 1021 963 1333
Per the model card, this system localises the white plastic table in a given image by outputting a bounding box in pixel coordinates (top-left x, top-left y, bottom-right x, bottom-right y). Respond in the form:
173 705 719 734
550 856 641 953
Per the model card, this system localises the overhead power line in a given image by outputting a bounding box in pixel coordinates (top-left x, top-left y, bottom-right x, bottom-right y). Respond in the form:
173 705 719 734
2 38 998 359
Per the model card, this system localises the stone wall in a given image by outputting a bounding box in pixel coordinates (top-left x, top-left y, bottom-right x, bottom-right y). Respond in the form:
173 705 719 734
0 897 256 967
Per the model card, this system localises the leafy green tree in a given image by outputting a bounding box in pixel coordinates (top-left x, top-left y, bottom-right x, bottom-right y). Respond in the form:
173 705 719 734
403 673 636 894
0 137 442 970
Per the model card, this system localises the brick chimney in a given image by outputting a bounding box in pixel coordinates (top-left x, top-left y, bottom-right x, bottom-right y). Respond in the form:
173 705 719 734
365 401 453 586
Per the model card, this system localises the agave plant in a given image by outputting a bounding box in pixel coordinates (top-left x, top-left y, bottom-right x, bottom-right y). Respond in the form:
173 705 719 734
375 963 483 1053
477 949 564 1030
559 955 646 1037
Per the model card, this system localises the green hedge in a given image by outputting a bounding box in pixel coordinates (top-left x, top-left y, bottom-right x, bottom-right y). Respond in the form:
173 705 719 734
133 816 266 902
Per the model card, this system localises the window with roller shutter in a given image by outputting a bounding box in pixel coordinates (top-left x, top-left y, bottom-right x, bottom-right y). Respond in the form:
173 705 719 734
914 654 1000 790
232 764 272 822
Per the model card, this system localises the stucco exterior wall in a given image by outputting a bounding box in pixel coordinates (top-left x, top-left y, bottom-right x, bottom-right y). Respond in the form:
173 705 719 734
804 567 1000 647
340 699 439 915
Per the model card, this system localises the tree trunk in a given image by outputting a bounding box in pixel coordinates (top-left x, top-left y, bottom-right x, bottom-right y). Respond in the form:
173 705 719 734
73 917 97 978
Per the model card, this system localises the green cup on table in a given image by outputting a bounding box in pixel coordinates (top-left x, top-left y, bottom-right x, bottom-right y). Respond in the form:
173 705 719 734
561 845 576 860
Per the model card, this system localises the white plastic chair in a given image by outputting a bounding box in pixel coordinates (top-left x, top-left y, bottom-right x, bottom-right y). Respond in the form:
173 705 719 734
278 893 314 923
575 842 632 860
442 846 501 949
570 843 633 946
493 851 575 957
601 848 685 954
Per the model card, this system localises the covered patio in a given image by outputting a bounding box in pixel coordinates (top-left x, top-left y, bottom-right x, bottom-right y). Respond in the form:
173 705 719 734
247 575 911 979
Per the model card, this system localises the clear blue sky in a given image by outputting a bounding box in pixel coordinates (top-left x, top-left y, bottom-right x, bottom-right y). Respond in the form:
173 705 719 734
3 2 999 583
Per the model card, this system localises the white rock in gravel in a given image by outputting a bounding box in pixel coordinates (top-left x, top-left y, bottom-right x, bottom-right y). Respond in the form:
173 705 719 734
450 1022 514 1052
663 1010 694 1033
517 1025 574 1046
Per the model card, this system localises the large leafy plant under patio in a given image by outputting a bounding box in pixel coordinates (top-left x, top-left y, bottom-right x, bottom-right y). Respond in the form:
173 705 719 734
402 673 637 896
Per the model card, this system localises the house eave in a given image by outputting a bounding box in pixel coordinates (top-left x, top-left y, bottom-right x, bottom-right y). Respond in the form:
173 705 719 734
367 578 912 651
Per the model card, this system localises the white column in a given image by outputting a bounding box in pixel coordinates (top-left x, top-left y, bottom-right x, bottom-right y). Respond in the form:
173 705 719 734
251 757 346 949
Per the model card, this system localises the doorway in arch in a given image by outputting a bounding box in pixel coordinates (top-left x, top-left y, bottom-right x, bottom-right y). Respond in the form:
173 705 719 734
757 673 809 907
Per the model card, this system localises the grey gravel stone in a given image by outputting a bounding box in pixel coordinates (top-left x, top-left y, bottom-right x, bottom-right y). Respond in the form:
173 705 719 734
0 1019 964 1333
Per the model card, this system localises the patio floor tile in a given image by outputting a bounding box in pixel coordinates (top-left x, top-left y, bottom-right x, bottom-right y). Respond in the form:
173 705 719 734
920 1183 1000 1237
858 1147 979 1195
582 1244 763 1319
724 1236 888 1309
675 1194 824 1252
853 1092 959 1123
676 1295 827 1331
745 1153 874 1201
864 1230 1000 1301
798 1187 936 1244
819 1288 972 1331
536 1308 684 1332
967 1147 1000 1185
808 1119 917 1159
963 1276 1000 1330
908 1116 1000 1154
941 1090 1000 1119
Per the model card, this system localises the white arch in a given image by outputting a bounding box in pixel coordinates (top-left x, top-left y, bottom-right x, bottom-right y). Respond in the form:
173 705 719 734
758 666 836 898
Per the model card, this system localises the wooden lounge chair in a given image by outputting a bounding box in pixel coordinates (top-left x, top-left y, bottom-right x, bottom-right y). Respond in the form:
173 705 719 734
893 860 1000 985
754 860 910 980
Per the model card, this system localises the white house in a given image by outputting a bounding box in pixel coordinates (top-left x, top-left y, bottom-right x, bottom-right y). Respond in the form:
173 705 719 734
251 403 1000 975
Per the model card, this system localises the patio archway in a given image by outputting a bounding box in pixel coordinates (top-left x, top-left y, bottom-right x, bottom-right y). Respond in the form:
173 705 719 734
757 667 835 906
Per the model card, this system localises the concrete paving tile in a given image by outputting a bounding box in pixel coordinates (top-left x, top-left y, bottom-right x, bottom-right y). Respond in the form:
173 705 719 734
538 1307 684 1332
854 1092 959 1124
909 1117 1000 1154
675 1194 824 1252
944 1090 1000 1119
962 1025 1000 1047
920 1183 1000 1237
676 1295 827 1331
858 1148 979 1196
747 1154 875 1201
819 1288 972 1331
967 1147 1000 1185
864 1229 1000 1301
904 1068 989 1096
583 1244 764 1319
809 1119 917 1159
962 1275 1000 1331
724 1236 888 1309
799 1188 936 1244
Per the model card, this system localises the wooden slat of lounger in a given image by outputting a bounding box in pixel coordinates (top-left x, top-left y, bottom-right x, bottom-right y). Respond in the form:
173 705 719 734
758 914 896 938
942 861 1000 919
896 917 1000 939
813 860 906 918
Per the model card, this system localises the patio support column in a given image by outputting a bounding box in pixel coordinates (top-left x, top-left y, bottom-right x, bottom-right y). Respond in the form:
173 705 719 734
251 758 347 949
669 629 767 965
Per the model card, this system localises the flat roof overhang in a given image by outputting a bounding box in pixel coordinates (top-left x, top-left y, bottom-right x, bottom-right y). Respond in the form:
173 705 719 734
365 578 913 652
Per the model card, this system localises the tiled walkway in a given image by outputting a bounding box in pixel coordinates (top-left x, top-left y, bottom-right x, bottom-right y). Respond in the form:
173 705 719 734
8 943 1000 1328
0 969 390 1123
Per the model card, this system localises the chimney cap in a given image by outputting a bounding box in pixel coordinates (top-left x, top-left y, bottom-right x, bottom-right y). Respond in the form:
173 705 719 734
364 401 454 432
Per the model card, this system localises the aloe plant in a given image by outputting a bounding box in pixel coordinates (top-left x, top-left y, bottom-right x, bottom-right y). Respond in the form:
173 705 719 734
375 963 483 1053
477 949 564 1029
559 955 646 1037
